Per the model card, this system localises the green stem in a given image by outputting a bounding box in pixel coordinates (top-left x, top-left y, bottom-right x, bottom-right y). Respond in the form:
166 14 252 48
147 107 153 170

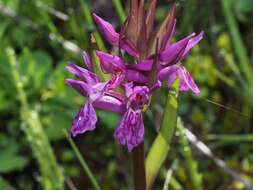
7 48 64 190
133 142 146 190
63 129 101 190
112 0 126 24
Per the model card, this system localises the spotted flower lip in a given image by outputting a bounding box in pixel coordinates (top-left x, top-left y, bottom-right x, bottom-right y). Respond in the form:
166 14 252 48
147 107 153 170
70 101 97 137
114 83 149 152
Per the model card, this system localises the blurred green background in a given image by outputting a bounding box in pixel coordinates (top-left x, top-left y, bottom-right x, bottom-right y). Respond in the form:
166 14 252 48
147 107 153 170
0 0 253 189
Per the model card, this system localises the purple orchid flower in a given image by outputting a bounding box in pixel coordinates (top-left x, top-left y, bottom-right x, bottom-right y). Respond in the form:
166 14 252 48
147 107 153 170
65 51 126 137
114 82 149 152
66 1 204 152
66 51 150 151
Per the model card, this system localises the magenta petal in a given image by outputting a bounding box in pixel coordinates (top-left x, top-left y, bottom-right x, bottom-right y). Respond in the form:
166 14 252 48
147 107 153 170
123 82 134 97
133 59 154 71
65 79 91 96
120 42 136 56
178 66 200 95
106 73 125 89
69 101 98 137
66 62 100 85
165 19 177 48
159 33 195 64
83 51 93 71
125 69 148 83
167 66 200 95
114 110 144 152
182 31 204 59
92 13 119 46
89 82 108 102
96 51 126 74
157 65 178 82
167 69 179 89
93 94 126 114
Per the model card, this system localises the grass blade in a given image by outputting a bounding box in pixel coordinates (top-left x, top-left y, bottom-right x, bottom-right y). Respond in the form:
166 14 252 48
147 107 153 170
63 129 101 190
221 0 253 91
112 0 126 24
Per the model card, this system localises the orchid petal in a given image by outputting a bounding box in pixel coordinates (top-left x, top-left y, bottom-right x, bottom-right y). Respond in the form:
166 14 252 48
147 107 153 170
178 66 200 95
125 69 148 83
93 94 126 114
123 82 134 98
89 82 108 102
96 51 126 74
167 66 200 96
83 51 93 71
182 31 204 59
92 13 119 46
120 40 137 56
159 33 195 64
133 59 154 71
149 80 162 93
165 19 176 48
66 62 100 85
114 110 144 152
157 65 178 82
106 73 125 89
167 69 179 90
92 14 136 56
69 101 97 137
65 79 91 96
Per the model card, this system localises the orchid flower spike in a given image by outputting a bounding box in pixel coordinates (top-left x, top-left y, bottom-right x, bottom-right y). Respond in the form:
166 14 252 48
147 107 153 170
66 0 204 152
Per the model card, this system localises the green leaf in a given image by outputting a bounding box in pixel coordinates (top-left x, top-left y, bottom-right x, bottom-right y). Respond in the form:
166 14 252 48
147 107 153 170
18 48 53 91
0 145 29 173
145 78 180 190
97 111 121 130
0 177 10 189
45 111 72 140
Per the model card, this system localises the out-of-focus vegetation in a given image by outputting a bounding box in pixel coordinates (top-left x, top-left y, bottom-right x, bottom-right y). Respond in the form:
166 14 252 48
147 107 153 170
0 0 253 189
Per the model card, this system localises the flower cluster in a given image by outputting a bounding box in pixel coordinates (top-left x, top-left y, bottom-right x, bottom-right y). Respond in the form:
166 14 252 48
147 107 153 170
65 1 203 152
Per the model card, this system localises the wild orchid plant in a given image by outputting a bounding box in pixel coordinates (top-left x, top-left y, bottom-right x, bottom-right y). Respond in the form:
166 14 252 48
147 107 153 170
65 0 203 189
